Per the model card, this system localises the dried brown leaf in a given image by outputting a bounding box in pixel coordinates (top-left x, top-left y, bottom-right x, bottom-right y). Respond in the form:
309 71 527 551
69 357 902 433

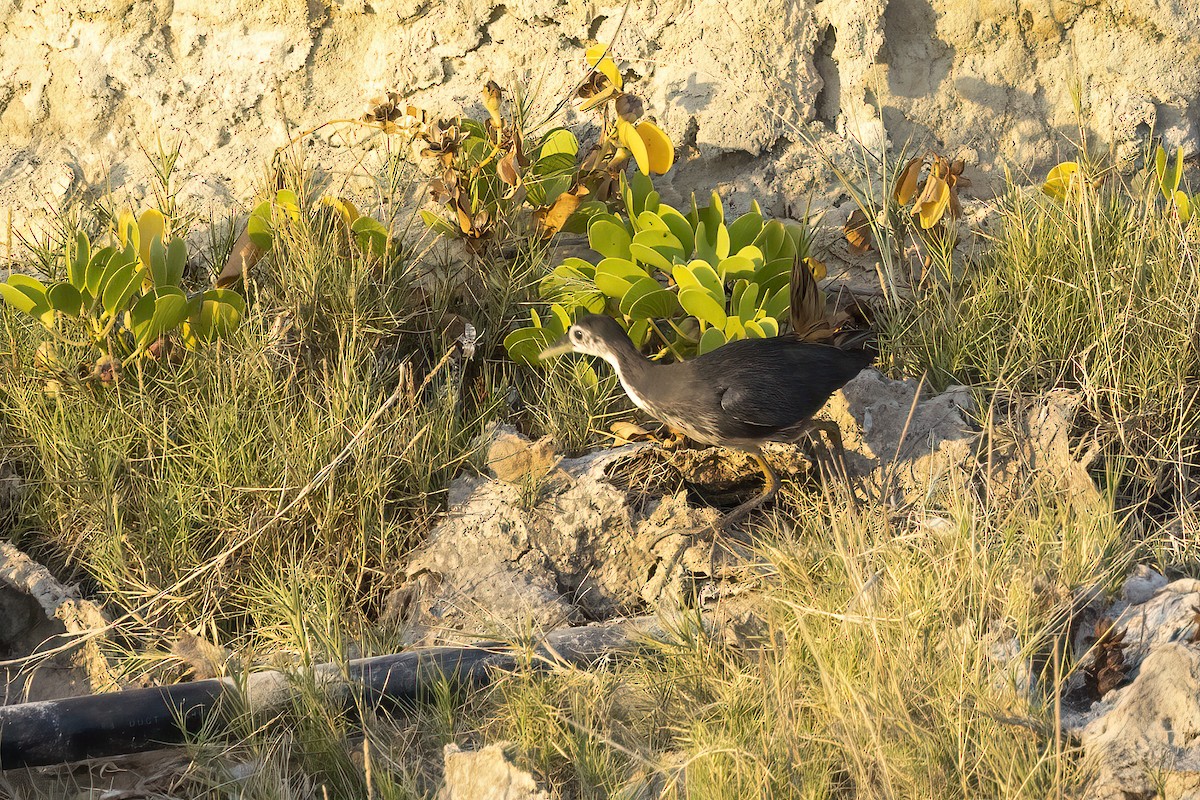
536 186 588 236
894 157 922 205
844 208 874 254
611 421 653 445
1083 618 1128 700
497 149 521 187
217 226 263 288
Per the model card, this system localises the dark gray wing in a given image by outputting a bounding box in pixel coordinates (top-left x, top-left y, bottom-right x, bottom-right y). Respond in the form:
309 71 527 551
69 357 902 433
715 341 872 432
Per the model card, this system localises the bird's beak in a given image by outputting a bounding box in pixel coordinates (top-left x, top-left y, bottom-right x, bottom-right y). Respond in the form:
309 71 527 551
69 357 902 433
538 336 574 361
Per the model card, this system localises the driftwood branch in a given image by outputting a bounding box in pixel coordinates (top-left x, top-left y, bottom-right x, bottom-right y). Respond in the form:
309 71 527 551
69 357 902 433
0 616 662 769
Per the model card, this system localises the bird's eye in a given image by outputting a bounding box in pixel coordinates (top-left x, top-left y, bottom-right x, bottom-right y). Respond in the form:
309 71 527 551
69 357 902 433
572 329 583 342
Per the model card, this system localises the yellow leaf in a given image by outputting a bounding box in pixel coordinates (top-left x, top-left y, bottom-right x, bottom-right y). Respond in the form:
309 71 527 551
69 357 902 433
321 196 360 228
893 157 922 205
1175 190 1193 223
137 208 166 269
913 176 950 229
635 120 674 175
577 84 617 113
1042 161 1081 201
618 118 650 175
804 256 826 281
585 43 622 90
536 186 587 236
116 209 137 248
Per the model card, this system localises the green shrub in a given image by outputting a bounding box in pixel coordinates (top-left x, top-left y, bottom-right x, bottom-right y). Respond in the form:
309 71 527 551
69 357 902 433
0 208 244 377
504 172 824 365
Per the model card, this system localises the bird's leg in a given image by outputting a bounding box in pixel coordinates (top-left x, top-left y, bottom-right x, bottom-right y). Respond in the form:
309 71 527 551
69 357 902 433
804 419 851 482
713 449 780 531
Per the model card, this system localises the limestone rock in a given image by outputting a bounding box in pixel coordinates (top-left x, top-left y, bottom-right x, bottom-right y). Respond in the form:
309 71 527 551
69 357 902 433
438 742 549 800
395 442 717 643
4 0 1199 241
826 369 978 501
1076 645 1200 800
1122 565 1170 606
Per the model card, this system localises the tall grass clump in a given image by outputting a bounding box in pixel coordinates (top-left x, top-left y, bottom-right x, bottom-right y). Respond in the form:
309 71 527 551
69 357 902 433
0 171 495 669
880 162 1200 513
485 475 1126 799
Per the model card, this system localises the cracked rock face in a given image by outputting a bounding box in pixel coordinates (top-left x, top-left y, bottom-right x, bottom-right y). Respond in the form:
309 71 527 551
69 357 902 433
1065 577 1200 799
3 0 1199 241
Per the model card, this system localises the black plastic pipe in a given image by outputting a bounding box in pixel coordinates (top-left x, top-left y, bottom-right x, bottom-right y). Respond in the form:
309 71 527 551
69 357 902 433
0 618 649 769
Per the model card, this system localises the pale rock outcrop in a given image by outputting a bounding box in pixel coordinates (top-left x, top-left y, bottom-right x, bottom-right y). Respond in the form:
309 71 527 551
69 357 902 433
2 0 1199 245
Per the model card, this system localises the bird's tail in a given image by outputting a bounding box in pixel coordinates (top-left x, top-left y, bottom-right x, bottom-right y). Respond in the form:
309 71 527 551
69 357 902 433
788 255 876 359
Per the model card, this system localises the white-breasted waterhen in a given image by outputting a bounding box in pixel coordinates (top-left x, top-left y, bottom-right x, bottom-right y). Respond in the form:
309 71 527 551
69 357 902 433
539 254 874 530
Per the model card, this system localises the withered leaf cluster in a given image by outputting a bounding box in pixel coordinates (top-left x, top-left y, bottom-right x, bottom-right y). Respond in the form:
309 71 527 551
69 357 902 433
844 152 971 255
1082 617 1128 701
361 92 426 134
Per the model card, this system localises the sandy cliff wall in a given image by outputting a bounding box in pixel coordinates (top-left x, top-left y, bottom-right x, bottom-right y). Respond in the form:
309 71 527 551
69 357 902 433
1 0 1198 236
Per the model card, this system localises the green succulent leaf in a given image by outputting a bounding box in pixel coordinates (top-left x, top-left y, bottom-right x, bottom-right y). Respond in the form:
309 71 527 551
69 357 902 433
644 190 661 215
147 236 186 289
589 219 633 260
69 231 90 291
527 174 573 207
657 206 695 257
504 326 558 366
351 216 390 257
595 257 650 299
735 245 766 272
735 280 759 321
754 257 794 297
620 276 666 317
727 212 763 254
627 317 652 349
627 285 683 320
686 193 700 229
753 219 787 260
0 275 53 326
534 153 577 176
784 221 811 260
275 190 302 222
187 288 246 343
679 286 727 329
99 256 142 318
762 286 790 320
697 326 726 355
85 246 118 299
561 201 608 235
718 254 756 282
630 229 686 272
635 211 670 234
698 191 724 240
1156 145 1185 200
47 283 83 317
247 200 275 251
753 317 779 338
674 260 723 301
744 318 769 339
622 171 656 220
538 128 579 160
130 288 191 349
694 222 718 268
165 237 186 287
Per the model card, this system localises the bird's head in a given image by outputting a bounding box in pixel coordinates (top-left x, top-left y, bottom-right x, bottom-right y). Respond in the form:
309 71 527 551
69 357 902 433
538 314 633 365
